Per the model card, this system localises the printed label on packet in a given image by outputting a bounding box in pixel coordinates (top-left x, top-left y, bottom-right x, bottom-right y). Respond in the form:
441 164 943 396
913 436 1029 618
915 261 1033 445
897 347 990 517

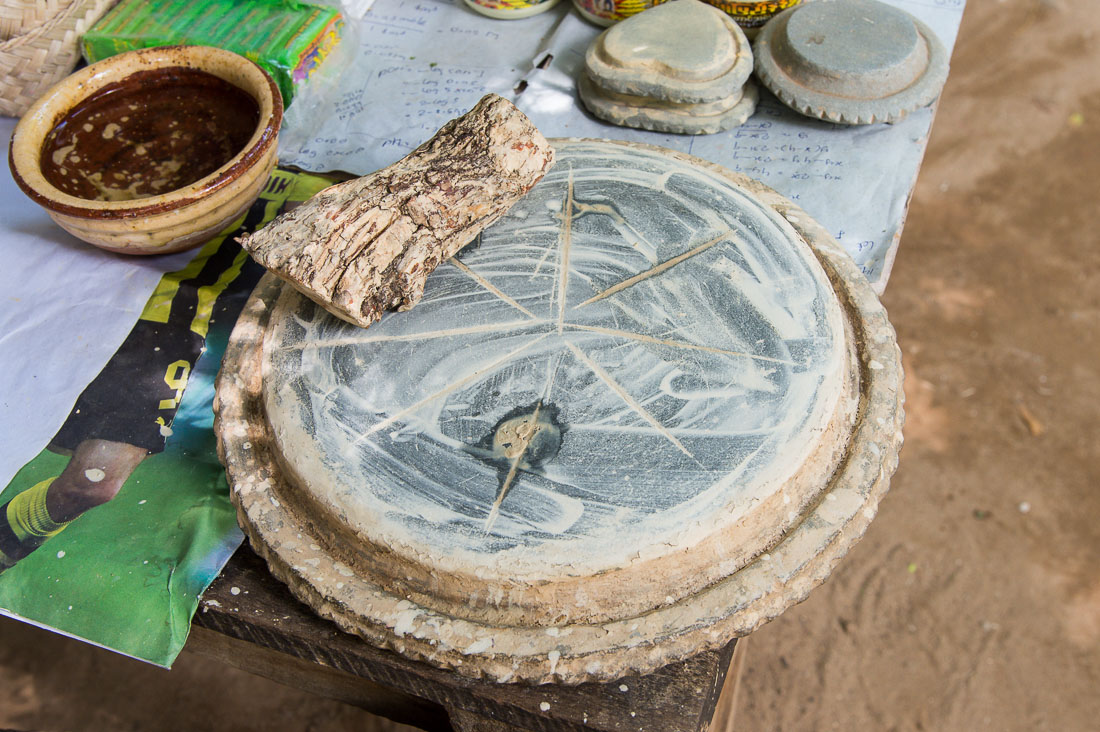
572 0 669 25
705 0 802 28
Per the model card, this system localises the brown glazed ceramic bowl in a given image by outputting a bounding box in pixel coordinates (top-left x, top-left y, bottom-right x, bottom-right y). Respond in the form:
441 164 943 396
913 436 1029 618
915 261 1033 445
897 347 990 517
8 45 282 255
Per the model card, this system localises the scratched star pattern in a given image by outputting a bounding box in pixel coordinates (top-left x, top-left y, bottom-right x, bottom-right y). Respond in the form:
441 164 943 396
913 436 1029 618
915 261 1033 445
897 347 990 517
263 142 844 555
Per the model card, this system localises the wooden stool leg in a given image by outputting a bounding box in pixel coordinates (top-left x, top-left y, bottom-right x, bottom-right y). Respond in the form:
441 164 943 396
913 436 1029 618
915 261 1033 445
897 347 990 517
448 707 527 732
186 626 452 731
708 636 749 732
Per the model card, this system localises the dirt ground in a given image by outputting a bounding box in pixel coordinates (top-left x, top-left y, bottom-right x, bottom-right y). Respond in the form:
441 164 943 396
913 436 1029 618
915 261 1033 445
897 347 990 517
2 0 1097 730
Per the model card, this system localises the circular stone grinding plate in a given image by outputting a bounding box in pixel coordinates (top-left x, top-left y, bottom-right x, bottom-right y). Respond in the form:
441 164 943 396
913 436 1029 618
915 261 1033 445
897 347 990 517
215 140 904 685
754 0 948 124
262 136 857 625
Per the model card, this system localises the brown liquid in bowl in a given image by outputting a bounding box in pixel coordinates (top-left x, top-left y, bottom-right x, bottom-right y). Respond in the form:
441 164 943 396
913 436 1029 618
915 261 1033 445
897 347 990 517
40 67 260 202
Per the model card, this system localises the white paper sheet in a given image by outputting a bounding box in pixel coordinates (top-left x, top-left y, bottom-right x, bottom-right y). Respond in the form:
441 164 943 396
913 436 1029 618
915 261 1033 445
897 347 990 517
0 115 199 485
278 0 966 289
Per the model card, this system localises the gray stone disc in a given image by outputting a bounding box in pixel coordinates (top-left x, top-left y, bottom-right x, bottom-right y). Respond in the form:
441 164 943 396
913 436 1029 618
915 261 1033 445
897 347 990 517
584 0 754 104
579 75 759 134
215 139 904 685
754 0 949 125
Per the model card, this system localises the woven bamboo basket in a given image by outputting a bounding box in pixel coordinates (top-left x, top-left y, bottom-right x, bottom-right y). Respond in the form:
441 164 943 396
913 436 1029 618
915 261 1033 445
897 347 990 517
0 0 118 117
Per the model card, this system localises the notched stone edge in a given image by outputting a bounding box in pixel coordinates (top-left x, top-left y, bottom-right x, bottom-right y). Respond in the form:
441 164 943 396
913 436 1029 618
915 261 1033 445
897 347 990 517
215 142 906 686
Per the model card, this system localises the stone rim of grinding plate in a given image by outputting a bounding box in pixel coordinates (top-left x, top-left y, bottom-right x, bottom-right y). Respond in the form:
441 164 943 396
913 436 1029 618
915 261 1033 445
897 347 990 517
584 0 754 104
214 139 904 685
579 75 759 134
754 0 949 125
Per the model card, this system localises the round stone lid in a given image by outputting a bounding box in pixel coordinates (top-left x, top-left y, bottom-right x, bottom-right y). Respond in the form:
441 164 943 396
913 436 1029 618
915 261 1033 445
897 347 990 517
754 0 949 124
578 76 759 135
216 140 904 684
585 0 754 103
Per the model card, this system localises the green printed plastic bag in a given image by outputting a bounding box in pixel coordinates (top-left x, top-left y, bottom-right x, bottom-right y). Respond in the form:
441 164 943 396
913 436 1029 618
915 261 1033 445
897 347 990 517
0 168 334 666
82 0 344 105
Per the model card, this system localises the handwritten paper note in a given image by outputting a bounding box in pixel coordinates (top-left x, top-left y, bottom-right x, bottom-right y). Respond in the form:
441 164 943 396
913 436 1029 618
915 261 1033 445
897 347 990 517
279 0 967 291
280 0 561 163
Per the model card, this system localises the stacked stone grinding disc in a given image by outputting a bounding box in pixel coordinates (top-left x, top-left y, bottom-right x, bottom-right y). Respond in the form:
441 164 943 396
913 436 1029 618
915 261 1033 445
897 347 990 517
753 0 949 125
578 0 758 135
216 139 905 684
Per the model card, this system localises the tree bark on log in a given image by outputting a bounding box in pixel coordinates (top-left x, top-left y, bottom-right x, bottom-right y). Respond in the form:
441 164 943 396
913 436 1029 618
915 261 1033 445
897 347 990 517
239 94 555 328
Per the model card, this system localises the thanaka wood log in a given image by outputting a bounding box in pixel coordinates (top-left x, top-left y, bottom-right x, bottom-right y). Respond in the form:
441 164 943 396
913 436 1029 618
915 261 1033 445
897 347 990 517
239 94 555 328
215 140 904 685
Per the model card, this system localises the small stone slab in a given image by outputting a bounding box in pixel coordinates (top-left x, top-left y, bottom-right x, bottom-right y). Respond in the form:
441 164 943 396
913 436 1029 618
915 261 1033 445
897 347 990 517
754 0 949 124
585 0 753 104
579 75 759 134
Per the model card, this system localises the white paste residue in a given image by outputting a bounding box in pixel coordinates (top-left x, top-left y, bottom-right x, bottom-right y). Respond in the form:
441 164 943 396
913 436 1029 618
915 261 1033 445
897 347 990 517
261 141 846 585
84 469 105 483
464 637 493 655
393 602 421 636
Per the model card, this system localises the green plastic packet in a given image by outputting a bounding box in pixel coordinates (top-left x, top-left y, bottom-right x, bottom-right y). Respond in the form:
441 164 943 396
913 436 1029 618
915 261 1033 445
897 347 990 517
82 0 344 106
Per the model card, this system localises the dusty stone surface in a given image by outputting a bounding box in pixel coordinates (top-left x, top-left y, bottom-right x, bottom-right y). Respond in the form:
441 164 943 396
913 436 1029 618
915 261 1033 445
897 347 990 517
754 0 949 125
253 138 856 630
214 140 903 685
239 94 555 329
584 0 753 103
579 75 758 134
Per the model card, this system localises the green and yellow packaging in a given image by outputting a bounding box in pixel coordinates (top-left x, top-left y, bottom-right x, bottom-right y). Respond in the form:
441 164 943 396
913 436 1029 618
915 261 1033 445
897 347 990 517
82 0 344 105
